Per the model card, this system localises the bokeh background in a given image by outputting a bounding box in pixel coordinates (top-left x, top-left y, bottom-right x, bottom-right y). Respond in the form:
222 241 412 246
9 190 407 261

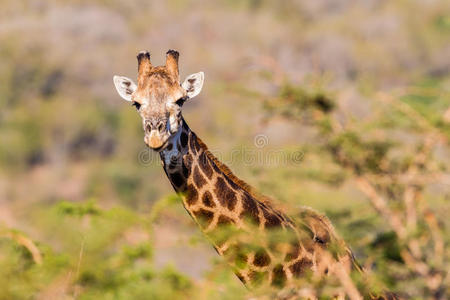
0 1 449 299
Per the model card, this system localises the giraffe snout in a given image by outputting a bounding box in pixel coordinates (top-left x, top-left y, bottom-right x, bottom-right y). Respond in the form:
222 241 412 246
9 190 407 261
144 131 165 150
143 119 170 150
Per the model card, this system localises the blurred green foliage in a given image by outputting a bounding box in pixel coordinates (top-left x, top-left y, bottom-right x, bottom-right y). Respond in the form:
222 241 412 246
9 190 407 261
265 75 449 297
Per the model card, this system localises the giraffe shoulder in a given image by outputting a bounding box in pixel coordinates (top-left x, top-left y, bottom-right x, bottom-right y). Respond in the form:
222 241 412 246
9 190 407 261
294 206 339 245
294 206 359 268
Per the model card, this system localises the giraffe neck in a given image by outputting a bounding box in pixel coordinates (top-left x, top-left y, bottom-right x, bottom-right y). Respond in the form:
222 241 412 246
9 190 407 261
158 118 350 288
159 118 194 193
159 118 287 242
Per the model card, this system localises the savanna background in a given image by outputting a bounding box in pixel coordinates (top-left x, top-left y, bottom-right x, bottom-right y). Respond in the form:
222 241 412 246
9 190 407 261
0 0 449 299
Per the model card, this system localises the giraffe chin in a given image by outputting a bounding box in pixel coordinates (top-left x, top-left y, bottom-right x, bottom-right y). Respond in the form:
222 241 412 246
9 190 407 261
146 140 169 152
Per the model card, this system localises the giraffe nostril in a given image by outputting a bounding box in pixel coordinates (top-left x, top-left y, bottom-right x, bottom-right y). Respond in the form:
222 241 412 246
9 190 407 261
157 122 165 132
146 123 152 133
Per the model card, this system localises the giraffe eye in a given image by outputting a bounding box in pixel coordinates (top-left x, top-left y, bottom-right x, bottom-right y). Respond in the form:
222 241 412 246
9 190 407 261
132 101 141 110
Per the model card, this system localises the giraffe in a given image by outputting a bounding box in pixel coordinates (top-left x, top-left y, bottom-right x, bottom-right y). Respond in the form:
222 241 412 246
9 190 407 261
113 50 397 299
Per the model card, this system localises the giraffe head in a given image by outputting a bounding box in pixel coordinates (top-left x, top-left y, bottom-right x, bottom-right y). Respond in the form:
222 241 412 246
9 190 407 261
113 50 204 151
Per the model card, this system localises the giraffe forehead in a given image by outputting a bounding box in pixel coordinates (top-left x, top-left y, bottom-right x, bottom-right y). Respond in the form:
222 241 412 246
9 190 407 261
136 69 185 103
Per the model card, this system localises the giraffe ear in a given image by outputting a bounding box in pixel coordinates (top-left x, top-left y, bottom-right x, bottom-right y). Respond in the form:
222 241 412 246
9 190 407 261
182 72 204 99
113 75 137 102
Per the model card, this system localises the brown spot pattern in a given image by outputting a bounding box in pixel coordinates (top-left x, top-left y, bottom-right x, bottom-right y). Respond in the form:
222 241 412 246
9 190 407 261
185 184 198 206
214 177 237 211
271 264 287 287
239 193 260 226
189 133 197 155
253 248 271 267
289 258 313 278
202 191 215 207
217 215 233 226
198 152 213 179
193 166 207 189
193 209 214 227
263 209 282 228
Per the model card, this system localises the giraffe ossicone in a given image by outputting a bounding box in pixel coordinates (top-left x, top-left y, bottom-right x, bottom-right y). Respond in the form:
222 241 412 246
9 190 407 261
113 50 398 299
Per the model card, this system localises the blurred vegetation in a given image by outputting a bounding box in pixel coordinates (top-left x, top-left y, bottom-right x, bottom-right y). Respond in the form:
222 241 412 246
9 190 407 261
265 77 450 298
0 0 449 299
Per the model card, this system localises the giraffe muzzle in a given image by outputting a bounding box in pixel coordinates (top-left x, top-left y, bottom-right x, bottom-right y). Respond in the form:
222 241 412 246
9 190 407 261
145 130 167 150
